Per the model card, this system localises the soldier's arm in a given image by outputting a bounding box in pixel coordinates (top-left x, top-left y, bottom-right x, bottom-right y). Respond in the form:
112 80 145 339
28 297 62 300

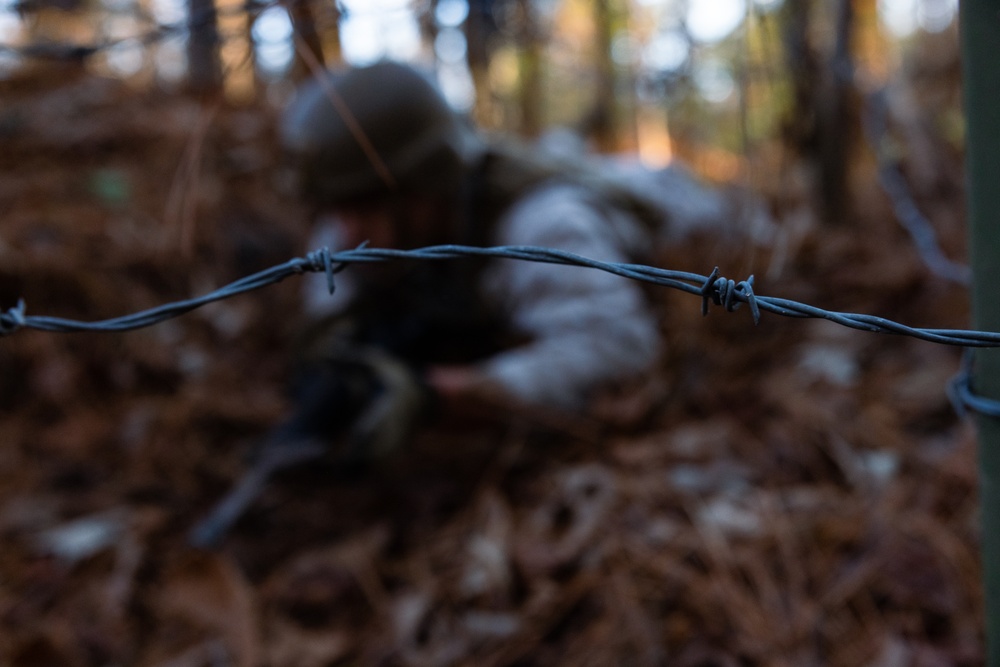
475 184 662 411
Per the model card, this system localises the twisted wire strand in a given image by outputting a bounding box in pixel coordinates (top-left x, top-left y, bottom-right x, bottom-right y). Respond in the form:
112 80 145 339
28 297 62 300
1 244 997 348
947 350 1000 419
863 88 971 287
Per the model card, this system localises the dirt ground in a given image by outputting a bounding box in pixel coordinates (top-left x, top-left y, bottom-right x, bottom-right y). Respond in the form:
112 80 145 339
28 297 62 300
0 67 983 666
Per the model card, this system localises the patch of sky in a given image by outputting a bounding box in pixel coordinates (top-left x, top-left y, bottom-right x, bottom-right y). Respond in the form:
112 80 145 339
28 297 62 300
687 0 746 44
693 59 735 103
437 62 475 112
611 33 637 66
339 0 421 65
878 0 957 37
150 0 185 25
106 39 144 76
643 29 689 73
155 34 186 82
0 12 19 43
435 0 468 28
435 27 467 64
252 5 293 76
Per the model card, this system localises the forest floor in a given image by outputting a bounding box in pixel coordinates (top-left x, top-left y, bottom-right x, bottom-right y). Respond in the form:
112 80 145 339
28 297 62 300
0 67 983 667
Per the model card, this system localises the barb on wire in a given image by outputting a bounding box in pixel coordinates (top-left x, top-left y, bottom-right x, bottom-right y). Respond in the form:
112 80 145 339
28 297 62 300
863 88 971 287
1 243 998 348
0 299 26 336
949 351 1000 419
700 268 760 324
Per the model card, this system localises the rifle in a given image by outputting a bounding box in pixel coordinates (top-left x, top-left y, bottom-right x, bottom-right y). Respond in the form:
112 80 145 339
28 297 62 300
189 352 427 548
188 436 326 548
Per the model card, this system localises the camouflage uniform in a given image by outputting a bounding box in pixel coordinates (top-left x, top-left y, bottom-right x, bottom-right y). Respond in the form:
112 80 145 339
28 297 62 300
285 62 660 412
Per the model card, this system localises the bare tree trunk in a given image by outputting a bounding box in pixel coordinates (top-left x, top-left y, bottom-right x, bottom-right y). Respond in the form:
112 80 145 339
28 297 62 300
588 0 617 152
466 0 493 127
517 0 542 137
290 0 325 81
419 0 439 57
322 3 342 66
781 0 815 146
815 0 857 225
962 0 1000 657
187 0 222 94
781 0 858 225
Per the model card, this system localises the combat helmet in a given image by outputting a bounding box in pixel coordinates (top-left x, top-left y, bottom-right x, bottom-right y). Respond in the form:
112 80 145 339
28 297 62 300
281 61 482 206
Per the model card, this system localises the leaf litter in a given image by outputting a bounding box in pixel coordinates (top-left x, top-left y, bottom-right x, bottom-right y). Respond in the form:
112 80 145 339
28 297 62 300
0 68 982 666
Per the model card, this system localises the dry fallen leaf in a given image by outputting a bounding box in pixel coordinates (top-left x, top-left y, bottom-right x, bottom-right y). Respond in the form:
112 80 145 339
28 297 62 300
144 552 260 667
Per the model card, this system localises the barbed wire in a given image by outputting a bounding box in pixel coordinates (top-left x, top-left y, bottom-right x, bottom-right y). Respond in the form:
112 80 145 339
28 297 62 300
948 352 1000 418
863 88 971 287
0 243 996 347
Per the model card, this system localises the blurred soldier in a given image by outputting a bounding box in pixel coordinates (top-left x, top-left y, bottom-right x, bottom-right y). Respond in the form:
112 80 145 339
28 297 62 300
279 60 660 443
190 61 660 545
191 61 756 545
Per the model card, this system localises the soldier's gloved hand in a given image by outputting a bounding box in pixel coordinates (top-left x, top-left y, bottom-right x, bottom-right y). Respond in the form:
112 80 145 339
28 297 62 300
256 350 430 468
424 364 511 416
189 351 428 548
342 349 429 462
267 359 383 448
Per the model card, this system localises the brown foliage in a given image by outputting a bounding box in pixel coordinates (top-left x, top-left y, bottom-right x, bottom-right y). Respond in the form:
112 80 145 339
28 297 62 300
0 68 982 666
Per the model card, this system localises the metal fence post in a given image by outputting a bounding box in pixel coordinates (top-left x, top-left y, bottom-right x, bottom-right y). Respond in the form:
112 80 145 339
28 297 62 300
961 1 1000 663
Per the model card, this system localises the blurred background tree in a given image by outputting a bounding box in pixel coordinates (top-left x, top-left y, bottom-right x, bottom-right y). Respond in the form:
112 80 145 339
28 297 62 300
0 0 963 211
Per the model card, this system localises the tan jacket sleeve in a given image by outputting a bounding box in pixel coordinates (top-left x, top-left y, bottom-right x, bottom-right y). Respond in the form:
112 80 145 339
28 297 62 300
479 183 662 410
